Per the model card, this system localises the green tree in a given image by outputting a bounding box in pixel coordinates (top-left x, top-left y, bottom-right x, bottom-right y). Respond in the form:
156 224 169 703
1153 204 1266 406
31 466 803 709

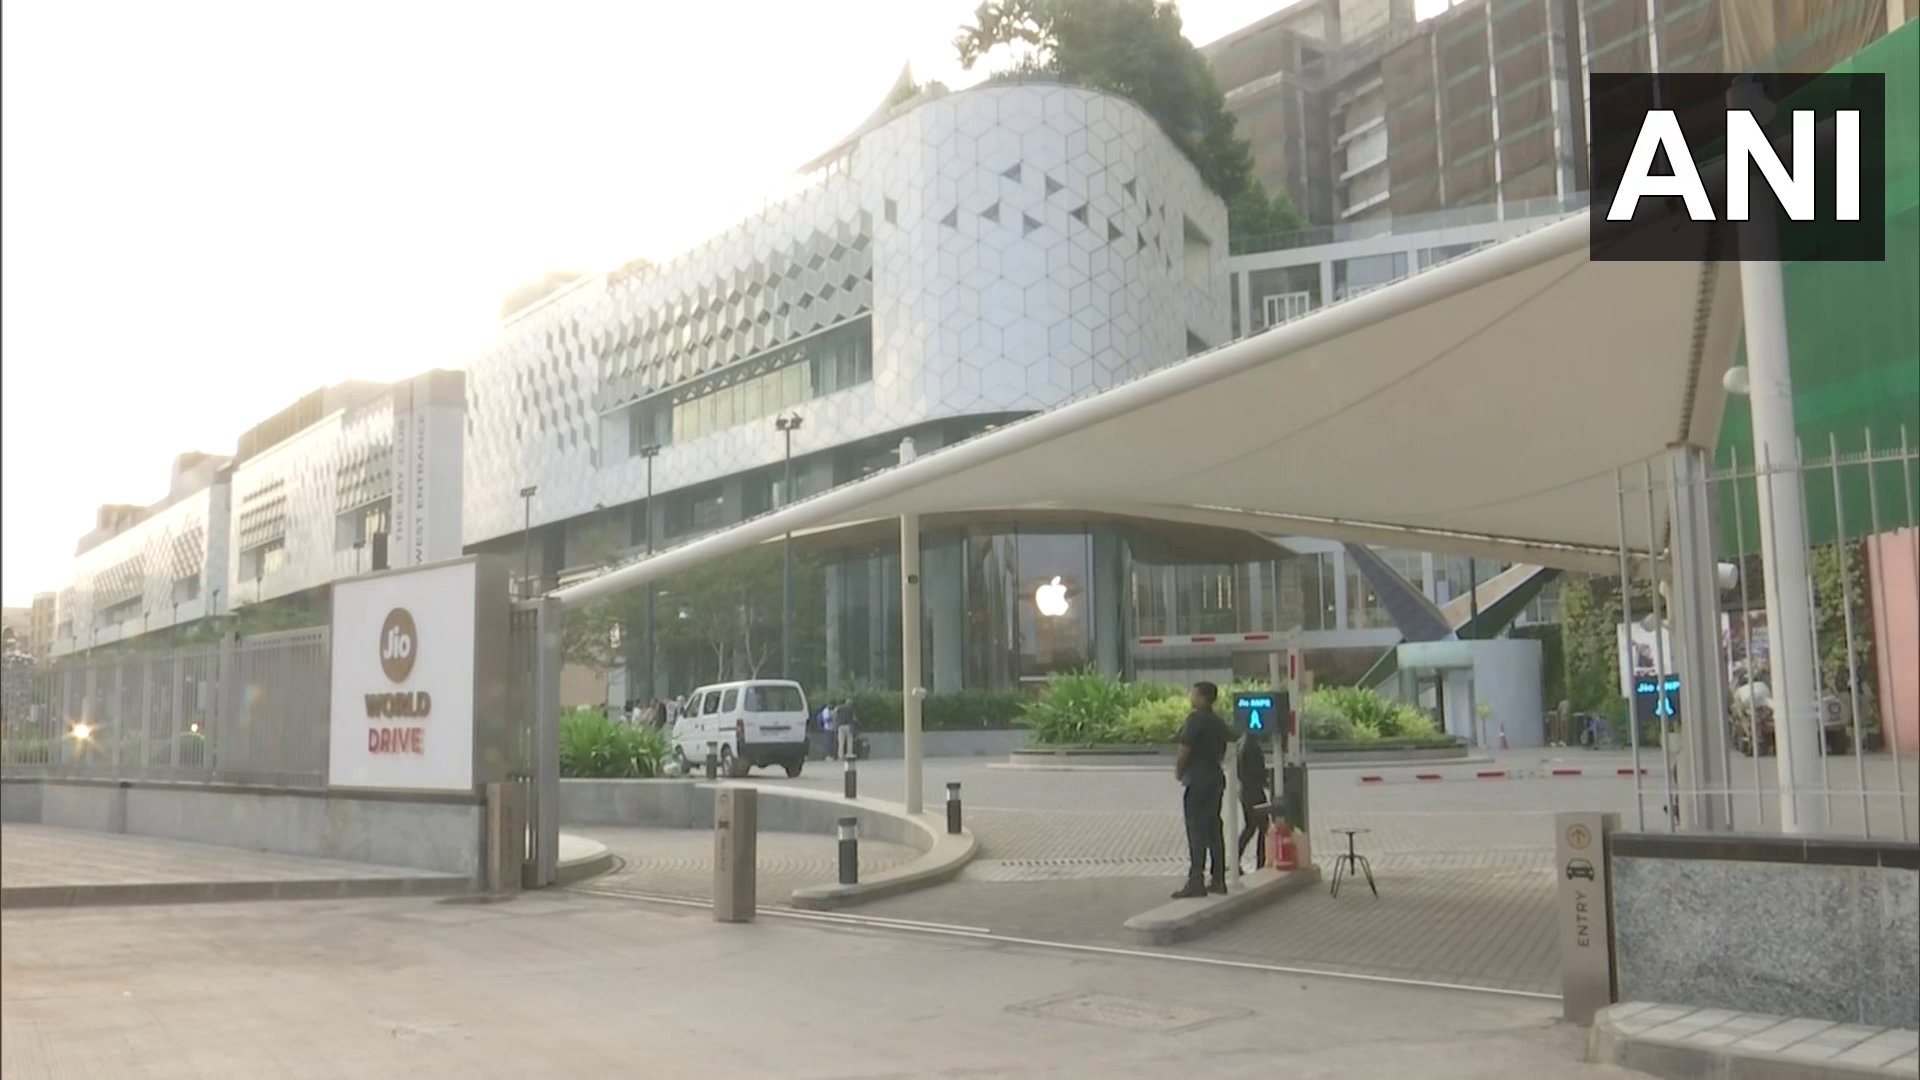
1559 575 1621 713
955 0 1255 200
1227 179 1307 254
1810 541 1876 725
571 543 826 692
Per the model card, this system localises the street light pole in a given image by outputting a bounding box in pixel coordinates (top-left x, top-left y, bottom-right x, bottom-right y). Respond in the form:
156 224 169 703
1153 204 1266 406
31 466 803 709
639 444 661 699
520 485 539 601
1730 80 1823 833
774 414 803 678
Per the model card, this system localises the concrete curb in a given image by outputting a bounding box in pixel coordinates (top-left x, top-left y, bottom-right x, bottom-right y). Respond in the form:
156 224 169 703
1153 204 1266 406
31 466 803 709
1122 864 1323 946
0 873 471 910
788 822 977 910
601 781 976 910
1589 1003 1920 1078
991 755 1498 774
554 834 615 886
691 783 975 911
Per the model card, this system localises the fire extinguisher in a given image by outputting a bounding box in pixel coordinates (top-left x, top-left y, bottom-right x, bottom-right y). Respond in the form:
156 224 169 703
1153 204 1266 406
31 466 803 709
1269 819 1298 871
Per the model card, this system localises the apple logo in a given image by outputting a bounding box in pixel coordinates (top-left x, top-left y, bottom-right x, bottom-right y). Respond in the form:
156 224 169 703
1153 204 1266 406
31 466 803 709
1035 576 1070 617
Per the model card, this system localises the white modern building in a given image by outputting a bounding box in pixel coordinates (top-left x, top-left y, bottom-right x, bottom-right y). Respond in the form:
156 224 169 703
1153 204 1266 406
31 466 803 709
462 80 1233 694
43 79 1576 696
50 454 232 657
228 370 464 609
48 371 464 657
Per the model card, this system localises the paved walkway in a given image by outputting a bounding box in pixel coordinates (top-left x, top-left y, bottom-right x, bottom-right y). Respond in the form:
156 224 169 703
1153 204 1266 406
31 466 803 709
0 825 452 888
1 891 1647 1078
577 784 1562 993
1596 1002 1918 1076
575 826 918 906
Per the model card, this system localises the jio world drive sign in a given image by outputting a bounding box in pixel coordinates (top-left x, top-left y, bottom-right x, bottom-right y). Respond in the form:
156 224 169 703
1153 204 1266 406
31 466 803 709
328 556 513 792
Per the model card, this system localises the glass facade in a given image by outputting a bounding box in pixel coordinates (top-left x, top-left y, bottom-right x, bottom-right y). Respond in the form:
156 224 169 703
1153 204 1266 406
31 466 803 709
1332 252 1408 301
627 316 872 452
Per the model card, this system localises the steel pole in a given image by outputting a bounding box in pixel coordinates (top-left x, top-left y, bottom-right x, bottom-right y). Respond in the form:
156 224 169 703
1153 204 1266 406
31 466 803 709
782 427 793 679
1736 185 1826 834
645 454 656 702
522 497 533 602
901 512 923 814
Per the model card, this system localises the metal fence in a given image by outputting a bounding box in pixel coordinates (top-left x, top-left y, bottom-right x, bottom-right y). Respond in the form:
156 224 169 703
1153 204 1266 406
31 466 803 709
507 603 540 780
1611 431 1919 841
0 627 332 788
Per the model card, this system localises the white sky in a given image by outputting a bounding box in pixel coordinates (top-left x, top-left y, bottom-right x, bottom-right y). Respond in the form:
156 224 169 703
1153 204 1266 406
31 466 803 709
1 0 1446 607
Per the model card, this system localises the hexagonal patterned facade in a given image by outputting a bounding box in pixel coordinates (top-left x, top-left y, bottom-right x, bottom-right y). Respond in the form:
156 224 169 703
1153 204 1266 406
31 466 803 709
464 83 1230 547
50 484 230 655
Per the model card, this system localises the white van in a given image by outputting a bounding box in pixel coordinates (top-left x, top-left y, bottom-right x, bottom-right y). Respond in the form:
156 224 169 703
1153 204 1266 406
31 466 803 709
670 680 810 778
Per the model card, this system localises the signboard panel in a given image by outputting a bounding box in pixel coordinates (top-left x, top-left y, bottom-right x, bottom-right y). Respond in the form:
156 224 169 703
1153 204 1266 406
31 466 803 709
329 560 478 791
1555 811 1619 1024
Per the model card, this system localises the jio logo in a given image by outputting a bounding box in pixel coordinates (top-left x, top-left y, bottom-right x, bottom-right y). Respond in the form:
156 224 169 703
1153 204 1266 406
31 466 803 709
379 608 417 683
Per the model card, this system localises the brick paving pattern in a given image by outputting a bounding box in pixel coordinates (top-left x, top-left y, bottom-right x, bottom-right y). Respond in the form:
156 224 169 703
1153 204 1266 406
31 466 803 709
0 825 449 888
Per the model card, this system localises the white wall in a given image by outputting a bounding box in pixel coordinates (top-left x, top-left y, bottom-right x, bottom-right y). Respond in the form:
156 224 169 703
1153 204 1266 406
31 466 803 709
52 484 229 656
462 83 1231 547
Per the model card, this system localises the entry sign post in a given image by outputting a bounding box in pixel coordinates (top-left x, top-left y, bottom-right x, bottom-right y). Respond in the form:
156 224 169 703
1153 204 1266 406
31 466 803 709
1555 811 1619 1024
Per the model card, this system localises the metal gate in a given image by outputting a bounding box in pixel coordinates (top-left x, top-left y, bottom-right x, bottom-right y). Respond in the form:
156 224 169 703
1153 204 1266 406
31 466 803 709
1608 432 1918 839
1 627 332 789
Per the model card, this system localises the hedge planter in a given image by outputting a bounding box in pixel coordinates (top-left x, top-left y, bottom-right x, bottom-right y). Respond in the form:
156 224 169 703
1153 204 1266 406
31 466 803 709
1011 737 1470 767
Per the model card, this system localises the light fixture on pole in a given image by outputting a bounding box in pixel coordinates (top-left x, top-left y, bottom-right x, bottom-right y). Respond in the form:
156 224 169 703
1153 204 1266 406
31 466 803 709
519 485 538 600
773 414 803 678
639 444 661 698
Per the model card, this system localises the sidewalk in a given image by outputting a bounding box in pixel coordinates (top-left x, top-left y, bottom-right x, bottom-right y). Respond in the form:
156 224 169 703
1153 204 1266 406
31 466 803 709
0 824 467 907
3 890 1645 1079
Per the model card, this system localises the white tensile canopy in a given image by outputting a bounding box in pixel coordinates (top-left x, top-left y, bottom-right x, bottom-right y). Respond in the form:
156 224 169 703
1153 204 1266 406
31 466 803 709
556 210 1743 609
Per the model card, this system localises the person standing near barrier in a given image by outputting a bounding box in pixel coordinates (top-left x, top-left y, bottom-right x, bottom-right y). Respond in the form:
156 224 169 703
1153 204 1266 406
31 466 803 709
1173 681 1230 899
833 697 858 761
1236 725 1269 872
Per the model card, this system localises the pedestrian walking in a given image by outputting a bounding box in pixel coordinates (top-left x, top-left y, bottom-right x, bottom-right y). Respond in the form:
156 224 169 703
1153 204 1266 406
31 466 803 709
817 701 836 759
1173 681 1230 899
834 697 858 762
1236 725 1269 873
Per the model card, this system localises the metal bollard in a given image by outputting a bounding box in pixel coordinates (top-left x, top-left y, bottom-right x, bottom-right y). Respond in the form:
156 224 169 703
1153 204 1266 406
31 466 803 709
837 816 859 885
705 743 718 781
843 756 857 799
946 781 962 835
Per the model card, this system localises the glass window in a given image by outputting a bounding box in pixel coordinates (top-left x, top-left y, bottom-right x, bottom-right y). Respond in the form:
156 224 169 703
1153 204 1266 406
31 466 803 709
1347 561 1394 629
1015 531 1092 680
964 532 1017 689
1333 252 1408 301
746 685 804 712
1288 553 1337 631
638 317 871 444
700 691 722 715
1418 241 1488 270
691 490 727 532
1262 292 1312 325
828 544 902 690
1246 265 1320 330
1174 564 1236 635
720 689 738 712
1131 561 1174 638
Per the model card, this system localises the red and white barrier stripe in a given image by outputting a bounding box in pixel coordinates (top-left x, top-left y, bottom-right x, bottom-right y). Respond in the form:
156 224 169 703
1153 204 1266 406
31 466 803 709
1356 766 1651 784
1135 633 1277 648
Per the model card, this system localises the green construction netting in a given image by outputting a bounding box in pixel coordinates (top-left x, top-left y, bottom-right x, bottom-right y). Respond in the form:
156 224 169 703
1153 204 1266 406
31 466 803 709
1715 21 1920 553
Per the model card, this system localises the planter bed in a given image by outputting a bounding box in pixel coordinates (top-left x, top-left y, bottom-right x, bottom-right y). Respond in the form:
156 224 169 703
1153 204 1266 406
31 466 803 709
1010 737 1469 767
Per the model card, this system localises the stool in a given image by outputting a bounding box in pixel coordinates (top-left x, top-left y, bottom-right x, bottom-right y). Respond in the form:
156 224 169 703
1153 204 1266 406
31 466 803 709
1329 827 1377 898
